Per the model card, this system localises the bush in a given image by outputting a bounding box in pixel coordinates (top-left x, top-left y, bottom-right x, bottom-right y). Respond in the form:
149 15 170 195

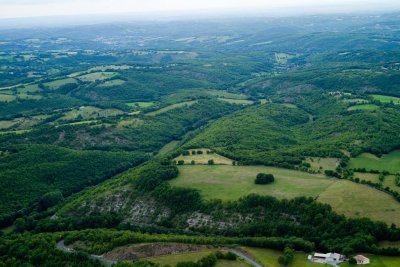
178 160 185 165
208 159 214 165
349 258 357 265
255 173 275 184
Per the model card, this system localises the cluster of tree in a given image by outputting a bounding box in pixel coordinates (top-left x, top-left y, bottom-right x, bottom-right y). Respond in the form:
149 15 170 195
255 173 275 184
278 247 294 266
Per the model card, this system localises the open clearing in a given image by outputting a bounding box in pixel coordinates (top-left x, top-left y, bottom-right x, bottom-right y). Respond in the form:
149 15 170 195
371 94 400 104
98 79 126 87
340 254 400 267
242 247 315 267
349 151 400 173
0 94 16 102
159 140 180 155
304 157 339 172
218 98 254 105
174 149 233 165
78 71 117 82
318 180 400 226
61 106 124 121
126 101 155 108
17 84 41 93
148 250 217 265
347 104 379 111
354 172 399 194
44 78 77 90
342 98 368 104
146 100 197 116
171 165 335 201
204 89 248 100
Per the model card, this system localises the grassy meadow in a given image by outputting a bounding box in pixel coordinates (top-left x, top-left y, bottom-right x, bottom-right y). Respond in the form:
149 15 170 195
242 247 315 267
171 165 335 201
218 98 254 105
347 104 379 111
149 250 217 265
371 94 400 104
98 79 126 87
61 106 124 121
146 100 197 116
77 71 117 82
304 157 339 172
174 149 233 165
349 151 400 173
126 101 155 108
44 78 77 90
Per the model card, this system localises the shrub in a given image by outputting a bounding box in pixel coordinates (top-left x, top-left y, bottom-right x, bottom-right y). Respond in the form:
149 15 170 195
208 159 214 165
178 160 185 165
255 173 275 184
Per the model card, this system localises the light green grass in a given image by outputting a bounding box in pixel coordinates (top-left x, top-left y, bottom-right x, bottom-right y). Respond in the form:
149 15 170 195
0 119 20 129
97 79 126 87
242 247 315 267
149 250 217 265
126 102 155 108
61 106 124 121
342 98 368 104
204 90 248 100
304 157 339 172
17 84 41 93
371 94 400 104
17 94 43 100
318 180 400 226
216 260 250 267
174 149 233 165
171 165 335 201
347 104 379 111
218 98 254 105
44 78 77 90
159 141 180 155
78 72 118 82
117 118 144 128
349 151 400 173
0 94 16 102
340 254 400 267
354 172 400 194
146 100 197 116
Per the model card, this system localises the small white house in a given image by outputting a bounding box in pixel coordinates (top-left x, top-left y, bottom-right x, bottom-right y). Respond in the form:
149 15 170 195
354 255 370 265
310 252 345 264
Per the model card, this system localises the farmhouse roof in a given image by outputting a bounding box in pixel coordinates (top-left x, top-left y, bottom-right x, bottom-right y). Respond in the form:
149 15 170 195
355 255 369 261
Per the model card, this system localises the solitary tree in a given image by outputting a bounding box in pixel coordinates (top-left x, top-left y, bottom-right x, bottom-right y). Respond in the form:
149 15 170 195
208 159 214 165
255 173 275 184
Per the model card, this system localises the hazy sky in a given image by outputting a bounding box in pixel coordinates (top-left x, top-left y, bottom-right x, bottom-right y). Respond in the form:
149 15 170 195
0 0 399 19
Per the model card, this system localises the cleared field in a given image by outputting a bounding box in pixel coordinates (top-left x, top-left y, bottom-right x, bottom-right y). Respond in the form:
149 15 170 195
0 94 16 102
349 151 400 173
171 165 335 201
304 157 339 172
44 78 77 90
174 149 233 165
146 100 197 116
348 104 379 111
216 260 250 267
275 53 294 64
242 247 315 267
126 101 155 108
371 94 400 104
159 140 180 155
379 241 400 248
354 172 400 194
117 118 144 128
17 94 43 100
340 254 400 267
17 84 41 93
98 79 126 87
318 180 400 226
342 98 368 104
78 71 117 82
149 250 217 265
204 89 248 100
61 106 124 120
218 98 254 105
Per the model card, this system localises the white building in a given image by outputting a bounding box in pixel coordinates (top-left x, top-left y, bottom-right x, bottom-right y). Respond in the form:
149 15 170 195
354 255 370 265
310 252 345 264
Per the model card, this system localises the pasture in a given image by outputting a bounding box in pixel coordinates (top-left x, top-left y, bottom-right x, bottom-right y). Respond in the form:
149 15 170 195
354 172 399 194
149 250 217 265
159 140 180 155
77 71 117 82
347 104 379 111
146 100 197 116
171 165 335 201
204 89 248 100
242 247 315 267
126 101 155 108
339 254 400 267
44 78 77 90
98 79 126 87
317 180 400 226
371 94 400 104
349 151 400 173
174 149 233 165
17 84 41 93
304 157 339 172
61 106 124 121
0 94 16 102
218 98 254 105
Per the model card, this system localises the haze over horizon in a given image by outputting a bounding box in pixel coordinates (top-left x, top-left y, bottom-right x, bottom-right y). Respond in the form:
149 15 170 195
1 0 400 21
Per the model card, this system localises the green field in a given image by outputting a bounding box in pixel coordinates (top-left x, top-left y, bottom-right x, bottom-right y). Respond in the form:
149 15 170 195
349 151 400 173
218 98 254 105
0 94 16 102
371 94 400 104
340 254 400 267
149 250 217 265
242 247 315 267
98 79 126 87
204 89 248 100
44 78 78 90
17 84 42 93
304 157 339 172
159 140 180 155
17 93 43 100
146 100 197 116
342 98 368 104
174 149 233 165
215 260 250 267
171 165 335 201
61 106 124 121
78 71 118 82
347 104 379 111
126 101 155 108
354 172 400 193
318 180 400 226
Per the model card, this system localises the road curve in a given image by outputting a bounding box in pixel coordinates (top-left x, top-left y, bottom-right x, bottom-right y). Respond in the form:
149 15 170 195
230 249 263 267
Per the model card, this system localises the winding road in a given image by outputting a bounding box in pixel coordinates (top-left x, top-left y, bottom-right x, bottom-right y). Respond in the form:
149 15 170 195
230 249 264 267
